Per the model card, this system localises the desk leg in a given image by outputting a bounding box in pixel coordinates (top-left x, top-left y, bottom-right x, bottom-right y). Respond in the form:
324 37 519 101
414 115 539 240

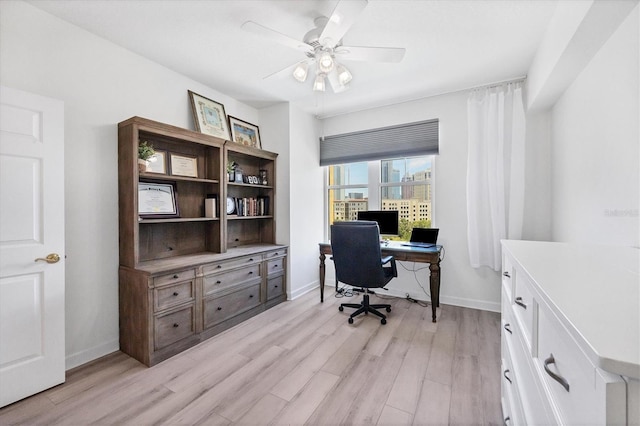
319 253 326 303
429 261 441 322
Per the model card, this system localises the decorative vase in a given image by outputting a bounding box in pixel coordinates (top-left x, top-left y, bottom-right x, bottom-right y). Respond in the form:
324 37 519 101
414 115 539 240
138 159 149 173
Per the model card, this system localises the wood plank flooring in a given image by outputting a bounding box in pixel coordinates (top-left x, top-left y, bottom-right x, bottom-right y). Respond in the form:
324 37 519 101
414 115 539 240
0 288 502 425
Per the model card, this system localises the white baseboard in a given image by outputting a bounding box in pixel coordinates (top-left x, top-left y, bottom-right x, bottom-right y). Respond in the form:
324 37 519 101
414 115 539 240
65 338 119 370
289 279 319 300
322 283 500 313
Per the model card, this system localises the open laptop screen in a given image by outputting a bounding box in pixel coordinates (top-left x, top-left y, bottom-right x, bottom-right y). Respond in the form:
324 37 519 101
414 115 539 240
410 228 439 244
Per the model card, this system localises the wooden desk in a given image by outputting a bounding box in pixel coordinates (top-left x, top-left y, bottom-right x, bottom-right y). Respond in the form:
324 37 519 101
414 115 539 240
318 241 442 322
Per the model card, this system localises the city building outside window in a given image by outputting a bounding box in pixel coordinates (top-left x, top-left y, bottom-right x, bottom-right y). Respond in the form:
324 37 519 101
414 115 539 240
327 156 433 240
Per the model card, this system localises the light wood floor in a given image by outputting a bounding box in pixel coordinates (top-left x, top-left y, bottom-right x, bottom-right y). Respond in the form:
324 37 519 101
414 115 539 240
0 288 502 425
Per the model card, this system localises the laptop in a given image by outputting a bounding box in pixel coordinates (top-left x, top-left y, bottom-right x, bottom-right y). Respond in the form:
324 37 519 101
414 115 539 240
404 228 439 248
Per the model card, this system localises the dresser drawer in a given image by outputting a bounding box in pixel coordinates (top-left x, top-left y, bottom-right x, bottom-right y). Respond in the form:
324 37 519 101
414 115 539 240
536 306 626 425
202 255 261 275
153 269 196 287
264 248 287 259
501 341 524 426
512 272 535 350
266 274 285 301
203 283 261 329
154 280 195 311
203 264 261 296
502 253 514 300
154 305 195 350
266 258 284 275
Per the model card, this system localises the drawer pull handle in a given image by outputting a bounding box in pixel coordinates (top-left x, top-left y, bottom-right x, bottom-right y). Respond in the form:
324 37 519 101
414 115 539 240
503 369 512 384
173 323 179 328
217 265 222 269
249 294 254 298
173 292 179 296
274 285 278 288
217 307 222 311
249 271 253 275
544 354 570 392
274 252 279 255
503 323 512 334
503 271 510 278
504 416 511 425
249 258 254 261
173 274 179 279
274 264 278 268
216 280 221 284
515 297 527 309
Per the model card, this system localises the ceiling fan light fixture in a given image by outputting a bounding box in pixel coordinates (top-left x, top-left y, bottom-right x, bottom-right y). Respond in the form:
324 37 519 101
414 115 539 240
292 61 308 82
313 74 326 92
317 51 335 73
336 63 352 85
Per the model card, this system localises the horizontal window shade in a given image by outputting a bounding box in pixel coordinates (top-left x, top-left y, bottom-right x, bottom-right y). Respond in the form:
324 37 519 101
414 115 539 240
320 119 439 166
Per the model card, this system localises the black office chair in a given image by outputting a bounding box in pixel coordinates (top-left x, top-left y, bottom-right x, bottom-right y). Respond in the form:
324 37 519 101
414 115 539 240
331 221 397 324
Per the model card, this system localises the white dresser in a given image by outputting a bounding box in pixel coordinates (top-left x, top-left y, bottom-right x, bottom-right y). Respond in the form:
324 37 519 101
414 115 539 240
501 240 639 425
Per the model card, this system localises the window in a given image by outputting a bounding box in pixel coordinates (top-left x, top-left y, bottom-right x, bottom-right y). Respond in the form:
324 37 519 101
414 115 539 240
327 156 434 240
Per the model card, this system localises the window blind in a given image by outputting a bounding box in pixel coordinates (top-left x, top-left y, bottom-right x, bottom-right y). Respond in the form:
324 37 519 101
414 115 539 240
320 119 439 166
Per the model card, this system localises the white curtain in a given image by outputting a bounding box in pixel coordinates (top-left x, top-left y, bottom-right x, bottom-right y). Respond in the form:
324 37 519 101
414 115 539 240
466 82 525 271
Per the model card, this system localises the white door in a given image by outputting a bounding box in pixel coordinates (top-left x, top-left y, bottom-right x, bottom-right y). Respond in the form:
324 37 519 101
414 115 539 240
0 86 65 407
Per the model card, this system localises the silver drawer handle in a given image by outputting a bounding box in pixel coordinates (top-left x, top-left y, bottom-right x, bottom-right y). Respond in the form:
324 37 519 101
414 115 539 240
503 369 512 384
515 297 527 309
544 354 570 392
503 323 512 334
504 416 511 425
503 271 510 278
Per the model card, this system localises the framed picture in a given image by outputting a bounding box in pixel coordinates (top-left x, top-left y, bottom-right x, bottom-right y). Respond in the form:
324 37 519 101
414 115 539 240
146 151 167 174
188 90 231 140
169 153 198 178
228 116 262 149
138 182 179 218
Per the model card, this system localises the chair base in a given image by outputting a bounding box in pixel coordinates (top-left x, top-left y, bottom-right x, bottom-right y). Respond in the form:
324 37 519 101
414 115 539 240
339 293 391 324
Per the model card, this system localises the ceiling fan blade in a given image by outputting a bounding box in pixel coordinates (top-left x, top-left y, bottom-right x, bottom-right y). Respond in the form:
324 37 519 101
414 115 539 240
337 45 406 63
319 0 368 47
242 21 314 54
327 69 349 93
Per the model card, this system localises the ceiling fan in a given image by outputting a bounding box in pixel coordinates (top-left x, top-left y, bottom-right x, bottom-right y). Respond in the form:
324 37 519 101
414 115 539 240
242 0 406 93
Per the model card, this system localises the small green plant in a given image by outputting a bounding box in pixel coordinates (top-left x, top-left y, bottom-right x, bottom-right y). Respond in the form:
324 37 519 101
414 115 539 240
138 141 155 161
226 161 238 173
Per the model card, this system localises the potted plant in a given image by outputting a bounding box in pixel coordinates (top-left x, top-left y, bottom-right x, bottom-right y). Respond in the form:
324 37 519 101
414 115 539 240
138 141 155 173
226 160 237 181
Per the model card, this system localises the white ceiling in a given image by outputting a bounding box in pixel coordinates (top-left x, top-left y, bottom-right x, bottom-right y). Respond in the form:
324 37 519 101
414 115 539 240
29 0 558 118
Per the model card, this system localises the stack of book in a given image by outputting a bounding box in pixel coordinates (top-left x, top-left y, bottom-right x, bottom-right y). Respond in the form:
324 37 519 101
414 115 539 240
234 196 269 217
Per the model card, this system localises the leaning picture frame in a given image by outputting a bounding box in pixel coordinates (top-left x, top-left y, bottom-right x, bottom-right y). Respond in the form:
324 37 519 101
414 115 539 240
188 90 231 140
228 116 262 149
138 181 179 218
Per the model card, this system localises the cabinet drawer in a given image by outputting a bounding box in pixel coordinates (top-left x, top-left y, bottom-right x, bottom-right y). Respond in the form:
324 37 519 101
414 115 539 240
502 253 514 300
154 305 195 350
264 248 287 259
202 255 260 275
512 272 535 350
203 283 261 329
267 258 284 275
501 342 524 426
154 280 195 311
153 269 196 287
266 274 285 301
536 306 626 425
203 264 261 295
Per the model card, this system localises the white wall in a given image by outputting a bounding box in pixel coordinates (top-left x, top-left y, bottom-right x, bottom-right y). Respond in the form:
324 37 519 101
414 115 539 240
323 92 549 311
550 5 639 246
0 1 262 368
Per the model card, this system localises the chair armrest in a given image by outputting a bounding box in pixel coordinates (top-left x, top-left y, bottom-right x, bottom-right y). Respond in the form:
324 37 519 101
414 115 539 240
381 256 398 277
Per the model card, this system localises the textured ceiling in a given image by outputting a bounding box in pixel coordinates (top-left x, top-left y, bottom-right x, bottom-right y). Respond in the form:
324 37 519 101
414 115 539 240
29 0 558 117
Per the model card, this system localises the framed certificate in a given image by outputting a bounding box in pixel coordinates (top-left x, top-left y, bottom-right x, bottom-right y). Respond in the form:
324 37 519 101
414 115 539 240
146 151 167 174
170 153 198 178
138 182 179 218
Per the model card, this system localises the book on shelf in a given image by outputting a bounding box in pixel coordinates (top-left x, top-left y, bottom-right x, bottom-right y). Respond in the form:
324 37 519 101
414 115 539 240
234 196 269 217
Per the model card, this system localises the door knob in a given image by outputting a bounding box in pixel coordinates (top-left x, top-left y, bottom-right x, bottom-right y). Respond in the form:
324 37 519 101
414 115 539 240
34 253 61 264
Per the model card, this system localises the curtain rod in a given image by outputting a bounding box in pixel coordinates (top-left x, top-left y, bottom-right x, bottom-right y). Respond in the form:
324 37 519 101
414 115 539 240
316 75 527 119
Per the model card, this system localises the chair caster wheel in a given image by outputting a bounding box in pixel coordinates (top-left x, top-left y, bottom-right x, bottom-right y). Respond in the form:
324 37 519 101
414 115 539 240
381 318 387 325
386 307 391 312
348 317 354 324
339 306 344 311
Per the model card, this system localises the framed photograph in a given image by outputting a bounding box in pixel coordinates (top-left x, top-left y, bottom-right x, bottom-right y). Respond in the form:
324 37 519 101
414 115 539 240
228 116 262 149
138 182 179 218
188 90 231 140
170 153 198 178
146 151 167 174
